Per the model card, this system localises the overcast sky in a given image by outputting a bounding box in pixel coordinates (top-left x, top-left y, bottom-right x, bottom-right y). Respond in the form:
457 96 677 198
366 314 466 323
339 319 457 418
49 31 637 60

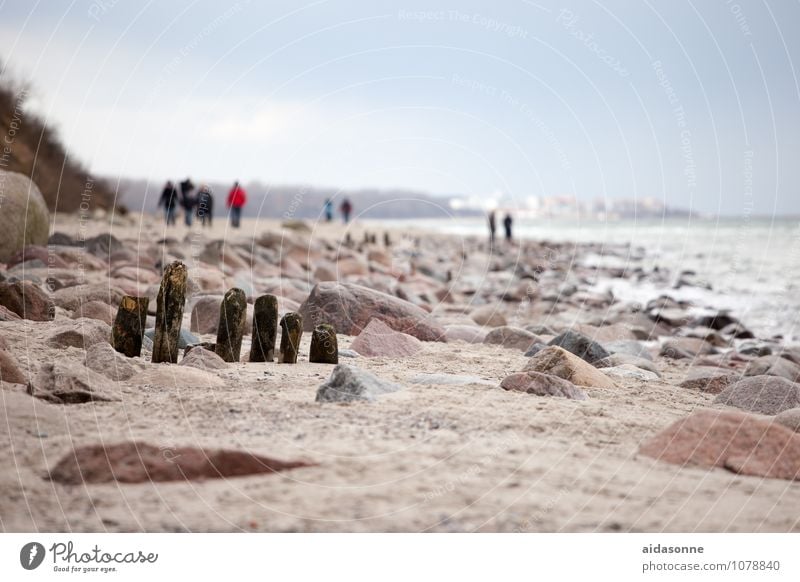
1 0 798 214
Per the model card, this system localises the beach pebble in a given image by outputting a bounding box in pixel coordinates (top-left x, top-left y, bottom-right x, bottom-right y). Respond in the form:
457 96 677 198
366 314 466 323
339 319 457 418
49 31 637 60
469 304 507 327
660 337 715 359
639 409 800 481
83 342 143 381
299 282 445 342
29 360 119 404
443 324 487 344
0 280 54 321
524 346 615 389
714 375 800 415
601 365 659 381
548 330 610 364
744 355 800 382
775 408 800 433
180 347 228 371
350 318 421 358
678 367 740 394
483 326 540 351
47 318 112 349
316 364 402 403
501 371 587 400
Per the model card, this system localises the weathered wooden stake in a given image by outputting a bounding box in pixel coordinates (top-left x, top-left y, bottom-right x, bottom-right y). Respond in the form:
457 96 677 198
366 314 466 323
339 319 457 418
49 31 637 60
279 312 303 363
249 294 279 362
112 295 149 357
151 261 187 364
214 288 247 362
309 323 338 364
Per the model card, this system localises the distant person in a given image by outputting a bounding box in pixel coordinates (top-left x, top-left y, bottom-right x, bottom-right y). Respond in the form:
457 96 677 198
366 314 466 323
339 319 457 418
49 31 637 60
324 198 334 222
226 180 247 228
488 211 497 245
503 212 513 242
179 178 196 226
340 198 353 224
196 184 214 227
158 181 179 226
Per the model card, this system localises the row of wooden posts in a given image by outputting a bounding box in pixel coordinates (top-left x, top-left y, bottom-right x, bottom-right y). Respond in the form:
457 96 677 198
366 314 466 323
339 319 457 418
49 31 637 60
110 261 338 365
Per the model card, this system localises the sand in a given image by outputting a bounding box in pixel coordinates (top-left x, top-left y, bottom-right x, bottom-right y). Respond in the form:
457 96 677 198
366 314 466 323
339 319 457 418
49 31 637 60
1 213 798 532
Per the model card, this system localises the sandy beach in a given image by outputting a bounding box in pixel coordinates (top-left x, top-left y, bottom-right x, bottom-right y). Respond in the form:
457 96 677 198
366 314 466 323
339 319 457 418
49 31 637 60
1 212 799 532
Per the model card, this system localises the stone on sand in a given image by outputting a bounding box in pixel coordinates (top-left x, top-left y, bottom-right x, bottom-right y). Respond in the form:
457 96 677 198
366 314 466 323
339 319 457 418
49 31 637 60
0 170 50 263
639 409 800 481
83 342 142 381
29 361 118 404
180 347 228 371
714 375 800 415
601 365 659 381
524 346 615 389
501 371 587 400
299 282 445 341
660 337 716 359
469 304 507 327
48 441 312 485
547 330 610 364
52 283 125 311
444 324 488 344
775 408 800 433
350 318 422 358
483 326 540 351
0 280 54 321
316 364 402 403
679 367 741 394
47 319 112 349
0 349 27 385
190 296 222 334
744 355 800 382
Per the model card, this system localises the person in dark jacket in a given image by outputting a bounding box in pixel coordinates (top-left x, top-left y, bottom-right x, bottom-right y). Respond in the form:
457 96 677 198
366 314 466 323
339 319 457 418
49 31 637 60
340 198 353 224
196 184 214 227
180 178 196 226
503 212 513 242
158 181 179 226
226 180 247 228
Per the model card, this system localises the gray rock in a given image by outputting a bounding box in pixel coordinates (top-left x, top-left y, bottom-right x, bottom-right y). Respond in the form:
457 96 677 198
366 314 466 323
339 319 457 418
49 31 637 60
180 347 228 371
714 375 800 415
679 367 740 394
524 342 548 357
605 340 653 361
547 330 610 364
145 327 198 349
744 355 800 382
316 364 402 403
483 326 540 351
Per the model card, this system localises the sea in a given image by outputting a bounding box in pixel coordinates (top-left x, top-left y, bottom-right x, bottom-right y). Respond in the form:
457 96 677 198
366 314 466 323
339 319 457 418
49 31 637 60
368 216 800 342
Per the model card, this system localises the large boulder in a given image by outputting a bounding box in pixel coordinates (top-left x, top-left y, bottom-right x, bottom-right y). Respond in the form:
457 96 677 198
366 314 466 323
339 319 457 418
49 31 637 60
316 364 402 403
0 280 54 321
483 326 540 351
0 171 50 263
714 375 800 415
350 318 422 358
639 409 800 480
298 282 445 341
501 371 587 400
744 355 800 382
524 346 615 389
547 330 610 364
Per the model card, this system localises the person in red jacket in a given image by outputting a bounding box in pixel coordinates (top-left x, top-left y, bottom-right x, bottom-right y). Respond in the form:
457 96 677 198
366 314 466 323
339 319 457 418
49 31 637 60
226 180 247 228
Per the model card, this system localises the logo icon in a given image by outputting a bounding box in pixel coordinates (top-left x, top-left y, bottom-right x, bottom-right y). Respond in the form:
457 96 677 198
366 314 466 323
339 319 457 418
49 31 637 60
20 542 46 570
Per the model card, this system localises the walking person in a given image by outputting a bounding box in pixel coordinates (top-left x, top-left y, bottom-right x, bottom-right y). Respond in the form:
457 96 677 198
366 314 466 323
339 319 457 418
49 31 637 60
340 197 353 224
488 211 497 246
324 198 334 222
226 180 247 228
180 178 196 226
196 184 214 227
158 181 179 226
503 212 513 243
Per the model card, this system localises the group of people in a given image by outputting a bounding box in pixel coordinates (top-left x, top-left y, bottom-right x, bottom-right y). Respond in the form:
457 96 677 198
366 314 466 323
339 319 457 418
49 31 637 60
158 179 248 228
324 197 353 223
488 211 513 245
